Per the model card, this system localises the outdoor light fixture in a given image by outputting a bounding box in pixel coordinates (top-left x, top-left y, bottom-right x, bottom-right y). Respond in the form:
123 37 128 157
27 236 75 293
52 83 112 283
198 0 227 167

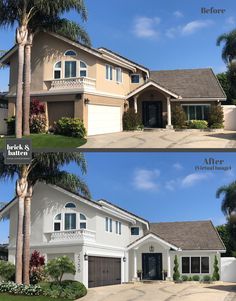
84 98 90 104
84 253 88 261
149 245 154 253
123 257 126 262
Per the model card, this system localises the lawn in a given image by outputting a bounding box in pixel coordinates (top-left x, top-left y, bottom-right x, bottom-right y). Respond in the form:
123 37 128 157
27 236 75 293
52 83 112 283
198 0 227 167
0 134 87 149
0 294 68 301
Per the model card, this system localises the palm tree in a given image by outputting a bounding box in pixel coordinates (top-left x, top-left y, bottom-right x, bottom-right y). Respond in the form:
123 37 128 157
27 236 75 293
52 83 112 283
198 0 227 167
216 181 236 216
0 0 90 137
217 29 236 66
0 152 90 284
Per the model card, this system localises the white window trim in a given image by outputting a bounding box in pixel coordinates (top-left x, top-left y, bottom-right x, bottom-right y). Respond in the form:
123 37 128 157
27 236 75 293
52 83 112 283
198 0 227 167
115 221 122 235
54 61 62 79
131 74 140 84
80 61 88 77
64 212 77 230
64 60 77 79
79 213 87 229
181 104 210 121
180 256 210 274
105 217 109 232
64 49 77 56
53 213 62 231
105 64 113 81
115 67 122 83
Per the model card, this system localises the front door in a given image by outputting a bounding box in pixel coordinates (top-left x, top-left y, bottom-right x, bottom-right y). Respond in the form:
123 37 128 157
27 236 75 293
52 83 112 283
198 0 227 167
142 101 163 128
142 253 162 280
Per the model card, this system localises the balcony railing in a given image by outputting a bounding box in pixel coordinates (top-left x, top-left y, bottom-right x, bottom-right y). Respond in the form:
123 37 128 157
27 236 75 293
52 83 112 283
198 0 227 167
46 229 96 243
45 77 96 91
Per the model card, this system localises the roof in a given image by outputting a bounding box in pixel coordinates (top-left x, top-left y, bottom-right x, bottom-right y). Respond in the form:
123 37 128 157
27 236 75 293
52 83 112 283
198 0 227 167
150 68 226 99
146 221 226 251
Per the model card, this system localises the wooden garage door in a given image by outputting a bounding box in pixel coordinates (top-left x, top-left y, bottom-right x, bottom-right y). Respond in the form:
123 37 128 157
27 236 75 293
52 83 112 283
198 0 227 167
48 101 74 127
88 256 121 288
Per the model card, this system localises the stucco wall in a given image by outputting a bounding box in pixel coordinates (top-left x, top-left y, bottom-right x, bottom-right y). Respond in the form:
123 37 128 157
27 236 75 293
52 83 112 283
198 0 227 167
222 105 236 130
0 108 7 134
221 257 236 282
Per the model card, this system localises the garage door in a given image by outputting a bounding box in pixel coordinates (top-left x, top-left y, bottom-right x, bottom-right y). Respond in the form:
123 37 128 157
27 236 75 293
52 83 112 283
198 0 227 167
48 101 74 127
88 256 121 288
87 104 121 136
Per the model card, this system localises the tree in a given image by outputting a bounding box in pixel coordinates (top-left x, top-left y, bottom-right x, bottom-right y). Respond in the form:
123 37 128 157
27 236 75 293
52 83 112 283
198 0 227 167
217 224 236 257
217 29 236 66
171 103 187 129
212 255 220 281
173 255 180 281
216 181 236 216
0 152 90 285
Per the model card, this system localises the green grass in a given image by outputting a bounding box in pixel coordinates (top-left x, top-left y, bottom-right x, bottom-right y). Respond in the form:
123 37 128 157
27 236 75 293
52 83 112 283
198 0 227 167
0 134 87 149
0 293 68 301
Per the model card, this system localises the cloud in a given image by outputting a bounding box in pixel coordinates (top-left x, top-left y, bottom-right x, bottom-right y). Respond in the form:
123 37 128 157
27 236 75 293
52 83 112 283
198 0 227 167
181 173 209 187
181 20 213 35
174 10 184 18
173 163 183 171
133 16 161 38
226 16 236 26
165 180 177 191
133 168 160 190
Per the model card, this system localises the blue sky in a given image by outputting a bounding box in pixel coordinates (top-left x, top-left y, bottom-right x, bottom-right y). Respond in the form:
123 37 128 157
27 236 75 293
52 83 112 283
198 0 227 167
0 152 235 243
0 0 236 91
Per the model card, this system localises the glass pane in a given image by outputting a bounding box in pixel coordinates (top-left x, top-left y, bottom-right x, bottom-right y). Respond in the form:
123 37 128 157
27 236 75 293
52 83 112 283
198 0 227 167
191 257 200 273
80 61 86 68
80 213 86 220
196 106 203 120
65 50 76 56
106 65 109 79
109 66 113 80
54 70 61 79
189 106 195 120
131 75 140 83
182 257 190 273
201 257 209 273
204 106 210 120
80 70 87 77
65 213 76 230
116 221 118 233
54 214 61 221
105 217 109 231
54 222 61 231
55 61 61 68
80 222 86 229
65 202 76 208
109 218 112 232
65 61 76 78
119 222 121 235
131 227 139 235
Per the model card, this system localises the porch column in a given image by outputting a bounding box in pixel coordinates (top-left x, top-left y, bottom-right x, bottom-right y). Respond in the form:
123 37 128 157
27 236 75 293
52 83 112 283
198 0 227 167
166 96 173 129
133 249 137 279
134 96 138 113
167 250 171 279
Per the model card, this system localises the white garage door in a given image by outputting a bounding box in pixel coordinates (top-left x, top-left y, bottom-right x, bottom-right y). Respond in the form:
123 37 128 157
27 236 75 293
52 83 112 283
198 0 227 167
88 104 122 136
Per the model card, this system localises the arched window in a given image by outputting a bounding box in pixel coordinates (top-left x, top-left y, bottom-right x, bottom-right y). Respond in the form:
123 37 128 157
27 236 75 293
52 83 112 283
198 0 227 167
54 61 62 79
80 213 87 229
65 50 77 56
65 202 76 208
80 61 87 77
54 214 62 231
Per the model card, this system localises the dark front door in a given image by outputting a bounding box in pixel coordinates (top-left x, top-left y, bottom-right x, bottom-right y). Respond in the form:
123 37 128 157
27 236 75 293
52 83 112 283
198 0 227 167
88 256 121 288
142 253 162 280
142 101 163 128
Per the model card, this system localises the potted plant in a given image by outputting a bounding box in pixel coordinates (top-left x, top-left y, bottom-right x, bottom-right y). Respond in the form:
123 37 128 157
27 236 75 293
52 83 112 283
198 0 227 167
137 269 142 280
162 269 168 280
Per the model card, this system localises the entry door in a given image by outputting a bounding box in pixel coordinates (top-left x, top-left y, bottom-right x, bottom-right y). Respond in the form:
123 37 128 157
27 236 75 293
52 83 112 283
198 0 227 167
143 101 163 128
142 253 162 280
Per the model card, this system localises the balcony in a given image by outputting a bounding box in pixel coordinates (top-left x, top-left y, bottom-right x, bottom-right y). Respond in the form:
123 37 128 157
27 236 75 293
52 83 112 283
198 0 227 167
45 77 96 92
45 229 96 243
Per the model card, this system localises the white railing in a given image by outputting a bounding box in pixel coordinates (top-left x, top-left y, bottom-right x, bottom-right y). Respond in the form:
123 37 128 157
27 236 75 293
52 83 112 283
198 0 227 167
46 229 96 243
46 77 96 91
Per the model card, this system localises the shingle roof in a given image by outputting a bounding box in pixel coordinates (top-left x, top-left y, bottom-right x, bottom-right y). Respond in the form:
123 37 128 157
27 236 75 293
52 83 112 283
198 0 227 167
150 68 226 99
146 220 225 250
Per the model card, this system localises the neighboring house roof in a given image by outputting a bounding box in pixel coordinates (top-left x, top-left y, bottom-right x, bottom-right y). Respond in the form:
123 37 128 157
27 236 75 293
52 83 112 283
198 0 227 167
150 69 226 99
146 220 226 251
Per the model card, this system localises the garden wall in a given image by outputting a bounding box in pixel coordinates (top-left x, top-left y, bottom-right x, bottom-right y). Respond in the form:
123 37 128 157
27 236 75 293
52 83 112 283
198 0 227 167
222 105 236 131
0 108 7 135
221 257 236 282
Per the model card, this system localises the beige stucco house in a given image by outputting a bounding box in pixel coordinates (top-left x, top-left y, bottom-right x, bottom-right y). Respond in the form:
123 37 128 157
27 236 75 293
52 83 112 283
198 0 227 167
0 182 226 288
0 32 226 135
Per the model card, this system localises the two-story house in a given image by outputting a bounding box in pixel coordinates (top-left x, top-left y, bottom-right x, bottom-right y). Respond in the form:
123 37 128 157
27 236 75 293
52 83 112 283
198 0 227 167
0 32 226 135
0 182 225 288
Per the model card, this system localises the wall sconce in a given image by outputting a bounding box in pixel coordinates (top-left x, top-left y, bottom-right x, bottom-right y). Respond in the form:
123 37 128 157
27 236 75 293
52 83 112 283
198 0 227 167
84 98 90 104
123 257 126 262
84 253 88 261
149 245 154 253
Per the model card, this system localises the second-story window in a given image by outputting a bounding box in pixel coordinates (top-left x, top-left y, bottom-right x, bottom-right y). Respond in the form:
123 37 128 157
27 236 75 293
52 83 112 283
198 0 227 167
80 61 87 77
65 61 77 78
65 50 77 56
65 213 76 230
54 61 62 79
106 64 113 80
116 221 122 235
131 74 140 84
54 214 62 231
105 217 109 232
131 227 139 235
80 213 87 229
115 67 122 83
109 218 112 232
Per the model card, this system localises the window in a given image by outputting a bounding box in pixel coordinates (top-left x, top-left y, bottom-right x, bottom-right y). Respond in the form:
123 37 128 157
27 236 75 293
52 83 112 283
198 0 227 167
106 64 113 80
65 61 77 78
65 213 76 230
116 221 122 235
109 218 112 232
182 105 210 121
131 227 139 235
54 214 62 231
182 257 190 273
80 61 87 77
191 257 200 273
131 74 140 84
54 61 62 79
65 202 76 208
105 217 109 232
65 50 77 56
201 257 209 273
80 213 87 229
115 67 122 83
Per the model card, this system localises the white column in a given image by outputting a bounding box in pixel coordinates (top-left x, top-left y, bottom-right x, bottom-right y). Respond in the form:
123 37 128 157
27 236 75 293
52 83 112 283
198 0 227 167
134 96 138 113
133 249 137 279
167 250 171 279
166 96 173 129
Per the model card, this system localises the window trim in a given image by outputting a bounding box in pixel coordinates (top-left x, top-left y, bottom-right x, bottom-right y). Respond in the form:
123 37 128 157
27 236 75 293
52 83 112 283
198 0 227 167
65 202 76 208
80 61 88 77
180 256 210 274
115 67 122 83
105 217 109 232
79 213 87 229
64 212 77 230
53 213 62 232
64 60 77 79
115 221 122 235
64 49 77 56
105 64 113 81
131 74 140 84
181 104 210 121
54 61 62 79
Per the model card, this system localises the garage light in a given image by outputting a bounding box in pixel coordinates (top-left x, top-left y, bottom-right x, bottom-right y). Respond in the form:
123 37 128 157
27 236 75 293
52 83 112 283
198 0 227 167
84 253 88 261
123 257 126 262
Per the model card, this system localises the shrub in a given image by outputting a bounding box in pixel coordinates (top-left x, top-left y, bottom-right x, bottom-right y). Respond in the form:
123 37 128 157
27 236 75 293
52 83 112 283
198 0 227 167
188 120 208 129
30 114 47 134
0 282 43 296
173 255 180 281
54 117 86 138
45 256 76 284
202 275 212 282
30 99 45 115
188 276 192 281
212 255 220 281
5 116 15 135
192 275 200 281
0 261 15 281
171 103 187 129
123 108 143 131
181 275 188 281
208 105 224 129
30 251 46 285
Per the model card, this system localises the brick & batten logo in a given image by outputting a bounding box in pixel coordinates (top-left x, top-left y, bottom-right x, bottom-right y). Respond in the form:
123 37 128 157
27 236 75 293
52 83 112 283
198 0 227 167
4 139 32 164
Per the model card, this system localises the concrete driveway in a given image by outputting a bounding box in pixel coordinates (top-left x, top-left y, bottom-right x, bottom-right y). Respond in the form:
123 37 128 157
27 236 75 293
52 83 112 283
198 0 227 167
81 130 236 149
81 282 236 301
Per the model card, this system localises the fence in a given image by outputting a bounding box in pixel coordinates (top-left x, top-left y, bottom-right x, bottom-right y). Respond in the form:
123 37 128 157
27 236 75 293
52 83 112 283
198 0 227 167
221 257 236 282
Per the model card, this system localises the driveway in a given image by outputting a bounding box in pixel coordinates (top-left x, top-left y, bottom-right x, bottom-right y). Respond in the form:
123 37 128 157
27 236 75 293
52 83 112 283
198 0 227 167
81 130 236 149
81 282 236 301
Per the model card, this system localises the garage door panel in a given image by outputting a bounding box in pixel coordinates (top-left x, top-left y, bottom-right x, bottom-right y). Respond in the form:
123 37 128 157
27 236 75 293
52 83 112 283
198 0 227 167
88 104 121 136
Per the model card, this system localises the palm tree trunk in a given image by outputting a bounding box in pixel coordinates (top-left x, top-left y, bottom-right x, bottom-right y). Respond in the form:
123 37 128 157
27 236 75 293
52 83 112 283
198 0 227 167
23 185 32 285
23 34 33 136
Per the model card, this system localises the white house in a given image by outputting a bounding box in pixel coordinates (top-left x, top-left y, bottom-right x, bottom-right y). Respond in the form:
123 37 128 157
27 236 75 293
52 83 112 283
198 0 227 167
0 182 226 288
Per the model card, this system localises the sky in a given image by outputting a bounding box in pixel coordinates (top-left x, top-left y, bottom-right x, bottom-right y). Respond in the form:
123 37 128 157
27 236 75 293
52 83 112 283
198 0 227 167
0 152 235 243
0 0 236 91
